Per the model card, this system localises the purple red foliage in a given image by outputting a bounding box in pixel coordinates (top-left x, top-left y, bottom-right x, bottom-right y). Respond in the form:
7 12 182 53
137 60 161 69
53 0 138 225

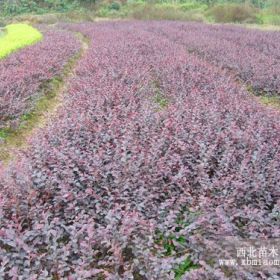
0 28 80 129
0 22 279 279
142 21 280 95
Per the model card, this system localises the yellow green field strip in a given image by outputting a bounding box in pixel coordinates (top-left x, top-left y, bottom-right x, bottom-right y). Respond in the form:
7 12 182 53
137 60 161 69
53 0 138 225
0 23 42 59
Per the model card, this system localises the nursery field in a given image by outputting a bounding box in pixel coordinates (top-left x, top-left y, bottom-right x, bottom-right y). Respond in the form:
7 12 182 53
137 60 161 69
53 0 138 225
0 21 279 279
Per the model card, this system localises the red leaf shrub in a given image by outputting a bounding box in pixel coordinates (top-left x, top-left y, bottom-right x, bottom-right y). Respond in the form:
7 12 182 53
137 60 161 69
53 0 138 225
142 21 280 95
0 28 80 129
0 22 279 279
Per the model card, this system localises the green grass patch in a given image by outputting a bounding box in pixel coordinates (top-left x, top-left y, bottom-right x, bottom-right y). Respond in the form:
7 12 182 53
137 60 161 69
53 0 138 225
258 13 280 25
0 128 10 139
174 257 200 280
155 232 186 256
152 80 169 109
259 95 280 109
155 232 199 279
0 23 42 59
246 85 280 110
154 92 168 108
154 208 201 279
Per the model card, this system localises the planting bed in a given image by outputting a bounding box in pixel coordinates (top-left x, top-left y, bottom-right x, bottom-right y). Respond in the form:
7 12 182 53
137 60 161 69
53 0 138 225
142 21 280 95
0 27 80 131
0 21 279 279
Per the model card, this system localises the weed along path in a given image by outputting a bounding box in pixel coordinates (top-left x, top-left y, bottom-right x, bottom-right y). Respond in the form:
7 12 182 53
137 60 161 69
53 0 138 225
0 29 89 165
0 22 279 279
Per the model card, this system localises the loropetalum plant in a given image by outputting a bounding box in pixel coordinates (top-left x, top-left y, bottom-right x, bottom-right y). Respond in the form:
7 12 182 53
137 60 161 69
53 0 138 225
0 22 279 279
0 28 80 129
141 21 280 96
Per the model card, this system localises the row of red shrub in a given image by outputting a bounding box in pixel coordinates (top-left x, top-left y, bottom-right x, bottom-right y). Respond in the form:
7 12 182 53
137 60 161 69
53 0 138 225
0 22 279 279
0 28 80 130
143 21 280 96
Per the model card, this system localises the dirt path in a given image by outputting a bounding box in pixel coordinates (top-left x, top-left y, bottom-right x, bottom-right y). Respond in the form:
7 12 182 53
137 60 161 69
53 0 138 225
0 31 89 165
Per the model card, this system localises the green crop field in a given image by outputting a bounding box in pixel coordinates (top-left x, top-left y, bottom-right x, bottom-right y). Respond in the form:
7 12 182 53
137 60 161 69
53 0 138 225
0 23 42 59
